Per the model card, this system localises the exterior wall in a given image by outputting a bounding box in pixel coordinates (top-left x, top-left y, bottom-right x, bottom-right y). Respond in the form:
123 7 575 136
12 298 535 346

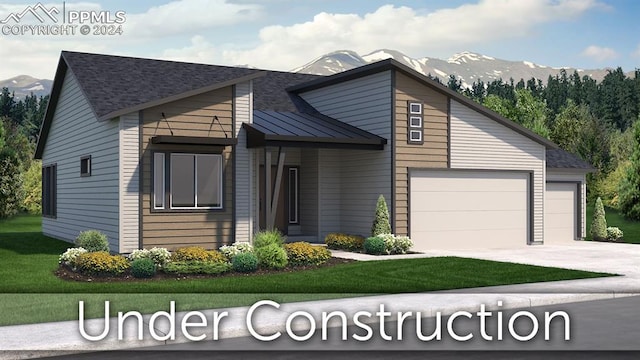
317 149 342 240
394 72 449 236
41 70 120 250
301 71 393 237
140 87 234 250
300 148 319 239
546 170 587 239
119 112 140 253
450 100 546 244
234 81 253 243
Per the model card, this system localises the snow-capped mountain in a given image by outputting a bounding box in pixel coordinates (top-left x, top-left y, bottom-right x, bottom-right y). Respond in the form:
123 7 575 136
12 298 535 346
293 49 620 88
0 75 52 98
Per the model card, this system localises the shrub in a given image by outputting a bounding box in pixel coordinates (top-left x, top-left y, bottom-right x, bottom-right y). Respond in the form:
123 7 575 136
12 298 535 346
75 252 130 276
364 236 385 255
21 160 42 215
378 233 396 254
172 247 227 263
284 242 332 266
232 252 259 273
0 149 23 219
255 243 288 269
590 197 607 241
129 247 171 267
131 258 156 278
163 261 231 275
324 233 365 251
59 247 88 268
253 230 285 248
371 194 392 237
393 235 414 254
75 230 110 253
618 121 640 220
606 227 624 242
220 242 254 260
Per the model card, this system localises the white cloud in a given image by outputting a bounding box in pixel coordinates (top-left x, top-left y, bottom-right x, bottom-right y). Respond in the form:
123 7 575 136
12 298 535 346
581 45 619 62
160 35 217 63
219 0 604 70
125 0 262 38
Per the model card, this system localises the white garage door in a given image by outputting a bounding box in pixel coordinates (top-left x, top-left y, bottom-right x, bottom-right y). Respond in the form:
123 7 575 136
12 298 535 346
410 170 529 250
544 182 577 244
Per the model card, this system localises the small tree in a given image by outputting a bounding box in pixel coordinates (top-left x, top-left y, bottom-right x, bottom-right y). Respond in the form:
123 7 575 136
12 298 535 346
590 197 607 241
371 194 391 237
618 121 640 220
0 148 23 218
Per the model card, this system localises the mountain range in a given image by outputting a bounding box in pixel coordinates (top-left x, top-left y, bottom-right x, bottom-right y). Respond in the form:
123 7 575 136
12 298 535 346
293 49 631 88
1 49 633 98
0 75 53 98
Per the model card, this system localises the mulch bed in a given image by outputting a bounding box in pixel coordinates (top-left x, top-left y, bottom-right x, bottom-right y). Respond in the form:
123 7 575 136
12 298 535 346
55 257 356 283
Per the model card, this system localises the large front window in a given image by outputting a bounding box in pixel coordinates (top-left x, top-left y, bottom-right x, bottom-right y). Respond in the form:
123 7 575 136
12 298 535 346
153 152 223 210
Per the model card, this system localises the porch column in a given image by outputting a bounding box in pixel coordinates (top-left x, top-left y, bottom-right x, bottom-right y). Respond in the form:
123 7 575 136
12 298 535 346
269 148 286 229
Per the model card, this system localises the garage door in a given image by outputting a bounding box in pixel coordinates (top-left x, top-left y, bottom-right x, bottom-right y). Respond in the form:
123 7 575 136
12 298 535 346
410 170 529 250
544 182 577 244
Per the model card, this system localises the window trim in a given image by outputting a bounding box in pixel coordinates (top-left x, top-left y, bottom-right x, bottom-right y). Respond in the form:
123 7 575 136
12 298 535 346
153 153 165 210
407 101 424 145
152 152 224 211
80 155 91 177
288 167 299 224
409 129 423 142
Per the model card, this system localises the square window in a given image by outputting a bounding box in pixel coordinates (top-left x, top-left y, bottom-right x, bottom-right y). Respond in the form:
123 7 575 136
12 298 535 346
410 116 422 128
409 103 422 114
409 130 423 142
80 156 91 177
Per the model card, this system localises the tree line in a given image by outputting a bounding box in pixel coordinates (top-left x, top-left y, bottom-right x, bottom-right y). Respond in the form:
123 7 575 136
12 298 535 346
443 67 640 219
0 88 49 218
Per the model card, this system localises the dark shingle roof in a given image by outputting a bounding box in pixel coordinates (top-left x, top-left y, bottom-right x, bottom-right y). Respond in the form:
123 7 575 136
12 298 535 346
62 51 265 120
252 71 321 111
546 149 595 171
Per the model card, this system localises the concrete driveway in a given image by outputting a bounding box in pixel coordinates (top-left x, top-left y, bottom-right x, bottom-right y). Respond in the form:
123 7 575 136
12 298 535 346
332 241 640 293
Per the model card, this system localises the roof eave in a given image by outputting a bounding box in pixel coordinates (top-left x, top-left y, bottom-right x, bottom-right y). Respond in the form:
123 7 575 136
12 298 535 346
34 55 67 159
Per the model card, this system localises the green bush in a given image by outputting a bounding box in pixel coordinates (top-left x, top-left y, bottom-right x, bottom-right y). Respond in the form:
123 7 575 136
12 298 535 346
0 149 23 219
284 242 332 266
129 247 171 268
324 233 365 251
371 194 392 237
75 252 130 276
364 236 385 255
21 160 42 215
131 258 156 278
606 227 624 241
590 197 607 241
232 252 259 273
172 247 227 263
618 121 640 220
163 261 232 275
75 230 110 252
255 243 288 269
220 242 254 260
253 230 285 248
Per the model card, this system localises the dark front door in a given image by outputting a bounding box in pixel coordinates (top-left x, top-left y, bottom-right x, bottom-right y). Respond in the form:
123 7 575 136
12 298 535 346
259 165 288 235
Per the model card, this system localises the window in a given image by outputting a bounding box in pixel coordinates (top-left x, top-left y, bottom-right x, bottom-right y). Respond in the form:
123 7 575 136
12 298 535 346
153 152 223 210
80 155 91 176
408 101 424 145
42 164 56 218
288 167 299 224
153 153 165 209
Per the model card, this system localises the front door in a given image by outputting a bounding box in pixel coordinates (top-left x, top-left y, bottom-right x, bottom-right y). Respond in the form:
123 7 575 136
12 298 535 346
259 165 289 235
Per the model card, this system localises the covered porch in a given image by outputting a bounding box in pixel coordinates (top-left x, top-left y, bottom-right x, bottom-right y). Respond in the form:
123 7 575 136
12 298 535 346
243 110 388 243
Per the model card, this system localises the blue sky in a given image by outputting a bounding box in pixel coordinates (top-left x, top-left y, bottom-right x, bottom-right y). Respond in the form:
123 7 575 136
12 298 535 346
0 0 638 79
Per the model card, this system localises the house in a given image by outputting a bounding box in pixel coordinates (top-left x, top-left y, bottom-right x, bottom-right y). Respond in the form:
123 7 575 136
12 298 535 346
34 51 594 253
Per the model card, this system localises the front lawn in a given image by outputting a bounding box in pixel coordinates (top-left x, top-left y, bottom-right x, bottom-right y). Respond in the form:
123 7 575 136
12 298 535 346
585 203 640 243
0 215 613 325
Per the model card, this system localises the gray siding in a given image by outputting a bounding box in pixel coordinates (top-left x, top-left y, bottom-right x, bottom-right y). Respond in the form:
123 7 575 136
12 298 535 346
449 100 546 244
235 81 253 243
546 171 587 239
301 71 392 237
119 112 140 253
300 149 319 238
41 70 120 250
317 149 341 240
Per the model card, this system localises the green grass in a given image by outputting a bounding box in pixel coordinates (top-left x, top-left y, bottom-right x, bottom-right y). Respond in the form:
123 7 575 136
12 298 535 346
0 214 614 326
585 203 640 243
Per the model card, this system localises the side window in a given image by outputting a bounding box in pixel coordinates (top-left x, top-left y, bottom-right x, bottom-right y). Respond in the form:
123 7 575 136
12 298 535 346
42 164 57 217
408 101 424 145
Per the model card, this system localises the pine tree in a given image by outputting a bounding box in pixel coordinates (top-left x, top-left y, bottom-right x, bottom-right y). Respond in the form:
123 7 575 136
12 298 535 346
590 197 607 241
618 120 640 220
371 194 391 237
